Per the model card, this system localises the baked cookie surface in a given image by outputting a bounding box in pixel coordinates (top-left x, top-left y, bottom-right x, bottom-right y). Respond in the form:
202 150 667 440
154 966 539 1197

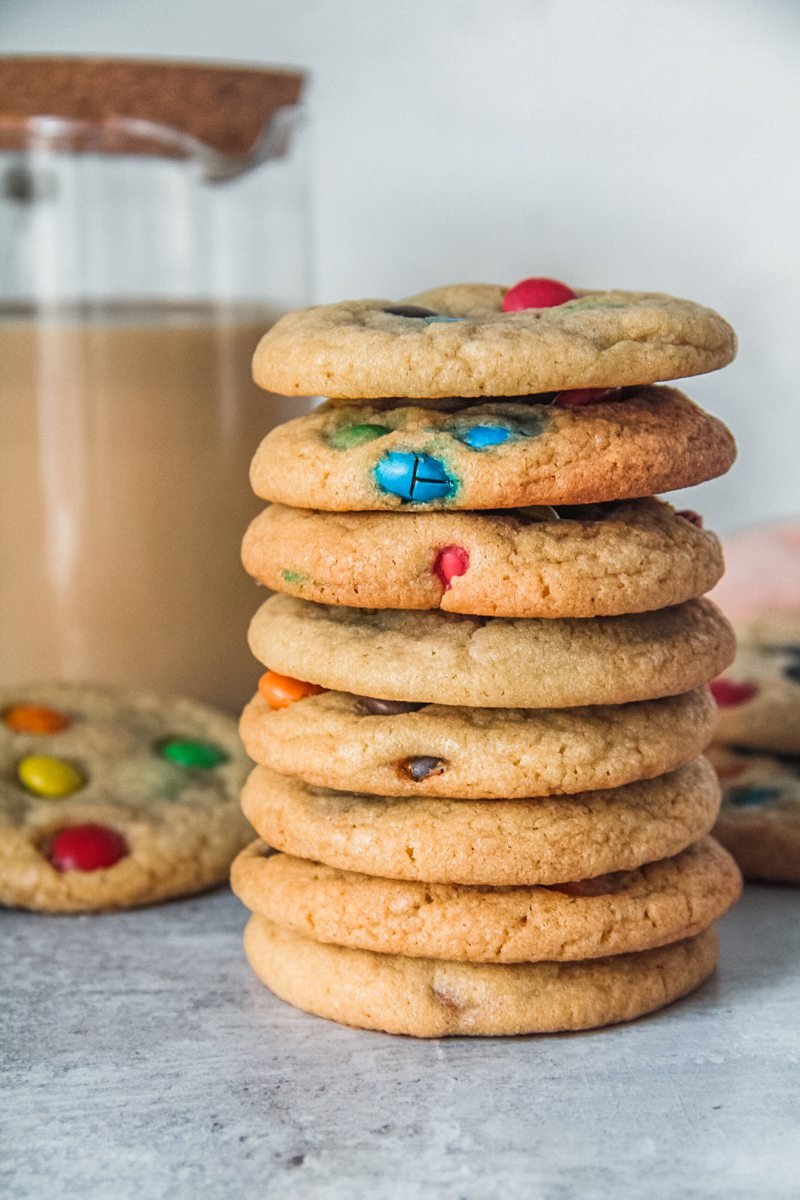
240 759 720 886
243 499 724 618
0 683 251 912
240 687 716 800
248 595 735 709
249 390 736 512
711 616 800 754
251 283 736 399
243 917 719 1036
233 836 740 963
710 744 800 883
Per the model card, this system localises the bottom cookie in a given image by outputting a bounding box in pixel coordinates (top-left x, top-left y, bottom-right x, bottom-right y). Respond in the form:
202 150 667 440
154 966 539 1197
243 916 718 1037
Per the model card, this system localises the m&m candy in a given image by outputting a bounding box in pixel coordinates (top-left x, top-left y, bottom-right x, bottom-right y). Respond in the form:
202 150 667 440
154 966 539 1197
458 424 512 450
785 661 800 685
259 671 325 710
159 739 228 769
502 277 577 312
18 755 85 798
553 388 619 407
676 510 704 528
400 756 446 782
374 452 456 502
714 759 749 781
433 545 469 590
330 423 391 450
545 872 627 897
709 678 758 708
360 697 425 715
381 305 464 323
382 305 439 318
4 704 70 734
726 785 782 808
48 824 129 872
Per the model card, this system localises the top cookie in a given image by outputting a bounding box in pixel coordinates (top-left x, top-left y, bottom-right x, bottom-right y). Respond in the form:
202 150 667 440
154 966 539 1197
251 281 737 399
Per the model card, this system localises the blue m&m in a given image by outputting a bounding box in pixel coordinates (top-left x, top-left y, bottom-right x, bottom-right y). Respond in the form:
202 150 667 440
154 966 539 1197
381 305 464 324
454 411 546 450
374 452 455 502
458 424 513 449
727 785 782 808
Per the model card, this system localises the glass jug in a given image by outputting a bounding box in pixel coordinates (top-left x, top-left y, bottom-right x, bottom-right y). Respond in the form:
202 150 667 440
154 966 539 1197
0 57 309 711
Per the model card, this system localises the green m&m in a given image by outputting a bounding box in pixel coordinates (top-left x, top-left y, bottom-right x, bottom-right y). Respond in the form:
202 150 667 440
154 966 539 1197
329 423 391 450
159 739 228 769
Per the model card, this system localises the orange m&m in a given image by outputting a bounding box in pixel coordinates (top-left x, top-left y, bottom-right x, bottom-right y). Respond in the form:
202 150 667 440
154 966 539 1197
258 670 325 710
4 704 71 734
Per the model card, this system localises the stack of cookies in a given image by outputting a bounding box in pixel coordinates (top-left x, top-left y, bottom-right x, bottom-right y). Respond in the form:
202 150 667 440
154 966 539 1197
709 615 800 883
233 277 743 1037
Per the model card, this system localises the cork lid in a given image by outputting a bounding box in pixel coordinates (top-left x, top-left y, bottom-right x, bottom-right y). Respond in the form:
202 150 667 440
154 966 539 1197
0 57 305 174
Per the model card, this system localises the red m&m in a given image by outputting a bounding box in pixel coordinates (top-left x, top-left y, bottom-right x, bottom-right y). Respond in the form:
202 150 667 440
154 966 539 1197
709 678 758 708
676 509 704 528
48 824 129 872
433 545 470 590
502 277 577 312
715 760 748 781
545 871 629 897
553 388 620 407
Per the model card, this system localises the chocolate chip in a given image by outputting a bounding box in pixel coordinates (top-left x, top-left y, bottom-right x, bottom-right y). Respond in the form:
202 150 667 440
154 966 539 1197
381 305 440 318
400 756 447 781
359 697 425 715
552 503 613 522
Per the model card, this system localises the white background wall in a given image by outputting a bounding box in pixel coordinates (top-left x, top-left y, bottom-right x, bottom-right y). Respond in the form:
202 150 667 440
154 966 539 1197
3 0 799 531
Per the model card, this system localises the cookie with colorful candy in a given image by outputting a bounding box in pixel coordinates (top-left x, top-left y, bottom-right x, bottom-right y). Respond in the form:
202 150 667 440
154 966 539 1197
0 683 250 912
236 275 741 1035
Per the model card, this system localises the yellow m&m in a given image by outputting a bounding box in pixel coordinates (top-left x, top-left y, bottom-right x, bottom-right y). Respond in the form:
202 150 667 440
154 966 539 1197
17 755 85 798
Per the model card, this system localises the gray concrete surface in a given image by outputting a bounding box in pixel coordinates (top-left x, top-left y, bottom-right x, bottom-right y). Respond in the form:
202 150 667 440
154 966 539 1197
2 884 798 1200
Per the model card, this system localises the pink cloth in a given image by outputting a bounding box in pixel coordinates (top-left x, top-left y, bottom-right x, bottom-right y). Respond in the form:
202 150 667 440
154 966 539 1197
710 520 800 621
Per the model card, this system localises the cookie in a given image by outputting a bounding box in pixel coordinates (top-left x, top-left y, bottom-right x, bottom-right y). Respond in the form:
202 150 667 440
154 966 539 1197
0 683 251 912
251 282 736 399
248 595 735 709
710 744 800 883
232 836 740 964
242 918 719 1036
240 686 716 800
711 616 800 754
249 390 736 512
240 759 720 886
243 499 724 618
